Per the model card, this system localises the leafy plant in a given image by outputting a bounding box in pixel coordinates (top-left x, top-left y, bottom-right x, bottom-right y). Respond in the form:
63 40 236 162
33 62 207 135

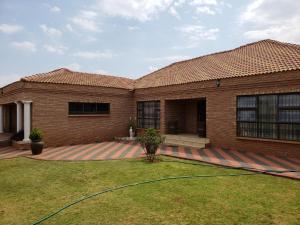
11 130 24 141
137 128 165 162
29 128 43 142
128 117 136 131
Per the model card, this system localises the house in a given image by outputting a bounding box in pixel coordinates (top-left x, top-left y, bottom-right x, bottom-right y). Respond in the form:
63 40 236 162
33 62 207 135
0 39 299 158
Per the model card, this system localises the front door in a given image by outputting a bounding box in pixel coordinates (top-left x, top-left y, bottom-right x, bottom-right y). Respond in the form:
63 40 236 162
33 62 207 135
197 99 206 137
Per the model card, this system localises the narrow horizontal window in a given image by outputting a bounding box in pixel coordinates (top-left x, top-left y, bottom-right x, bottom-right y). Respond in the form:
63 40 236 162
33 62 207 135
69 102 110 115
237 93 300 141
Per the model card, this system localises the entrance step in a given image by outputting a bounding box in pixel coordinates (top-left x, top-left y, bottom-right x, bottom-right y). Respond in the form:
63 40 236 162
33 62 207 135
163 134 209 149
0 133 13 147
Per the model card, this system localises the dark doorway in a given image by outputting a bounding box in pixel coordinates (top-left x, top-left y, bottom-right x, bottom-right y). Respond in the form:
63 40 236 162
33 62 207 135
3 104 16 133
197 99 206 137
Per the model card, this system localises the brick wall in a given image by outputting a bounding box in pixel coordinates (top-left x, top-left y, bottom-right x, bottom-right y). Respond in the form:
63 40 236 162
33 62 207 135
1 70 300 158
1 82 134 147
135 70 300 158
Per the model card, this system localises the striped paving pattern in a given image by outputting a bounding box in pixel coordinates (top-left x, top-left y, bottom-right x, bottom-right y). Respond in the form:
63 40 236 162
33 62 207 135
0 142 299 180
158 145 300 180
0 146 30 159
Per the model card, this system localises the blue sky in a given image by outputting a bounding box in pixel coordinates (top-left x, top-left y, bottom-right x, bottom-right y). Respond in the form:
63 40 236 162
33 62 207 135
0 0 299 86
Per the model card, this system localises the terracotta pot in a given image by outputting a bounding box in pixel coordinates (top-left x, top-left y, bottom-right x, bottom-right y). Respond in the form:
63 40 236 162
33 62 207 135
31 141 44 155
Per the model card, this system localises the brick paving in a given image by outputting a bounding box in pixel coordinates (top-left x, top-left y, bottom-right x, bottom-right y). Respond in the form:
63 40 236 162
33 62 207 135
0 141 299 180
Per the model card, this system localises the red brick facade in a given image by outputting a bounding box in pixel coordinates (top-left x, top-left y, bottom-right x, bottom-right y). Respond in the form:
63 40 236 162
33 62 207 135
0 81 134 147
1 70 300 158
134 70 300 158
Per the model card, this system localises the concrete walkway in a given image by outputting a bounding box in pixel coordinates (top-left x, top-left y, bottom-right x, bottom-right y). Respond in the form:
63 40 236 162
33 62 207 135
0 141 299 180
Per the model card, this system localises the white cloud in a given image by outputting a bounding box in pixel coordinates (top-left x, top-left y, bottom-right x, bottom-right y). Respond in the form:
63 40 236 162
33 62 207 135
66 24 73 32
190 0 218 6
95 69 109 74
40 24 62 36
128 26 140 31
50 6 61 13
66 62 81 71
169 6 180 19
190 0 229 16
0 24 23 34
0 74 22 87
95 0 174 22
43 45 68 54
73 51 113 59
148 55 190 62
174 0 186 7
241 0 300 43
149 65 159 72
11 41 37 52
71 10 100 32
196 6 215 15
176 25 219 48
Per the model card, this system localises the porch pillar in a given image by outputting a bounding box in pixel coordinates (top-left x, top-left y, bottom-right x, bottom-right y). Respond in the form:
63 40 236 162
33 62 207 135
22 101 32 142
15 101 22 132
0 105 3 133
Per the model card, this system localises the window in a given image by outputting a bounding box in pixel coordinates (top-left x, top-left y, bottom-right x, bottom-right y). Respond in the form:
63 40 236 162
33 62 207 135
237 93 300 141
69 102 110 115
137 101 160 129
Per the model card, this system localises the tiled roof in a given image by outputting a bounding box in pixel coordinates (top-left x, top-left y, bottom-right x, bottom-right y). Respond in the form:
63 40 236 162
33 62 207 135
21 68 134 90
134 39 300 89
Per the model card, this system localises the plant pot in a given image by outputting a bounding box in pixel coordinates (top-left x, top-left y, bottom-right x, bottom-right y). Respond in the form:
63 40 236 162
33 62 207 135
31 141 44 155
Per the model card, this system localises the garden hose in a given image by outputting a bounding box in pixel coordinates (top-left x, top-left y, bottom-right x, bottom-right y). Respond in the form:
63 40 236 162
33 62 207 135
30 160 299 225
30 172 257 225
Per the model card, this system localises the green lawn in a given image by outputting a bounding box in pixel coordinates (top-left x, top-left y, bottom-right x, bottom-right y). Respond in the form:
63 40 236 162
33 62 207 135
0 157 299 225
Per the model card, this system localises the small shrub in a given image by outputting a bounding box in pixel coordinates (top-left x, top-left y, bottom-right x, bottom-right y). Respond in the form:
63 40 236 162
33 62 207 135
11 130 24 141
29 128 43 142
137 128 165 162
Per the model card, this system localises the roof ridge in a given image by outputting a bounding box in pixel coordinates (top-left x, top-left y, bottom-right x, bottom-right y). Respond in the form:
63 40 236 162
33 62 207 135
73 70 134 81
21 68 134 82
136 39 300 81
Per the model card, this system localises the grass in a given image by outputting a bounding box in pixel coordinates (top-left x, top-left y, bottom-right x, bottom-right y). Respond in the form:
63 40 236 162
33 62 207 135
0 156 299 225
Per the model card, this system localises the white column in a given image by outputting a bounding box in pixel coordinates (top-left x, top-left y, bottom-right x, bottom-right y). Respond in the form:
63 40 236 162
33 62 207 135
22 101 32 142
0 105 3 133
15 101 22 132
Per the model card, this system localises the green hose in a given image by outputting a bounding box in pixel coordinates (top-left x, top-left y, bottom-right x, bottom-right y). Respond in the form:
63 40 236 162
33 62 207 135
30 172 257 225
30 159 299 225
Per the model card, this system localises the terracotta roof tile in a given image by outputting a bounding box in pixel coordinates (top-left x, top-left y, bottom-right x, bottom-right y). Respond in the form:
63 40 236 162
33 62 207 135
134 39 300 89
21 68 134 90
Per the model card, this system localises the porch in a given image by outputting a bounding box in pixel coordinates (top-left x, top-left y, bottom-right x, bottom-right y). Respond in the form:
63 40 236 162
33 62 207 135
164 98 208 148
0 101 32 144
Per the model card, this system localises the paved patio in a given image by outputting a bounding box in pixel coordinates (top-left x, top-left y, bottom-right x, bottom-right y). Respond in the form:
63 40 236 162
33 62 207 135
0 141 299 180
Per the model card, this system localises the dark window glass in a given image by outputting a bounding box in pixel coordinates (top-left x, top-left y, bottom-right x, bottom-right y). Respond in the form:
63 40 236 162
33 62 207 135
278 110 300 123
237 122 257 138
97 103 110 113
237 96 256 108
279 124 300 141
237 110 256 122
69 102 110 115
137 101 160 129
279 94 300 107
258 95 277 122
237 93 300 141
69 103 83 114
84 103 97 114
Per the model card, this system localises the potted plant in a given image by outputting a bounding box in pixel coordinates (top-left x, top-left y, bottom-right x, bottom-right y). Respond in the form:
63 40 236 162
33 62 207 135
29 128 44 155
128 117 136 138
137 128 165 162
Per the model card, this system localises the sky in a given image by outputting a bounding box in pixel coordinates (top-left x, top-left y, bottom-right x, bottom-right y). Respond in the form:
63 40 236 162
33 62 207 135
0 0 300 87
